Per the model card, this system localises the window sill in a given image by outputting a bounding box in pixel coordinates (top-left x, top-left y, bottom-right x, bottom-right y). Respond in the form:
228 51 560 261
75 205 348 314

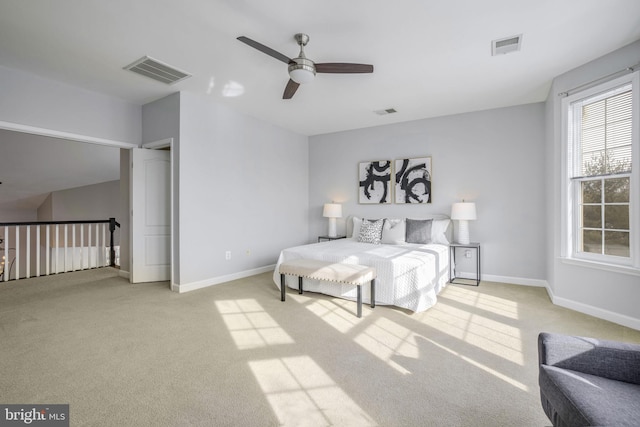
560 257 640 277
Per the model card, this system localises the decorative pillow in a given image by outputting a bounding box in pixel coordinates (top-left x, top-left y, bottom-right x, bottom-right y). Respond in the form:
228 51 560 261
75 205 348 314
431 219 451 244
351 216 363 240
405 219 433 244
381 219 406 244
358 219 384 244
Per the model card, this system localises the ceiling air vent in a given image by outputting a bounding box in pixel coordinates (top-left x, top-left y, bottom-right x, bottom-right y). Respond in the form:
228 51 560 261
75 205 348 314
491 34 522 56
374 108 398 116
124 56 191 85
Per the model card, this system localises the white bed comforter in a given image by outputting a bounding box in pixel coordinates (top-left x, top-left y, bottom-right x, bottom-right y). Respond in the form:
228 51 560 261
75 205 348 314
273 239 450 313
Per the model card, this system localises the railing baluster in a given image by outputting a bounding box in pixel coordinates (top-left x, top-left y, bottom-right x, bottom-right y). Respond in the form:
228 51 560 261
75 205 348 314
15 226 20 281
26 226 31 279
64 224 68 272
36 225 40 277
45 225 50 275
80 224 84 270
102 223 106 267
3 226 7 282
95 225 99 268
71 224 76 271
88 224 92 269
54 224 59 274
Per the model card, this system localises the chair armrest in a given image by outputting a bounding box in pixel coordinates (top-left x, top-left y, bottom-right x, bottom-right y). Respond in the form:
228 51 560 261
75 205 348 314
538 332 640 385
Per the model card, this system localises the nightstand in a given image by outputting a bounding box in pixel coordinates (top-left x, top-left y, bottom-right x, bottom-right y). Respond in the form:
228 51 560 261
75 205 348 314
318 235 346 242
449 242 481 286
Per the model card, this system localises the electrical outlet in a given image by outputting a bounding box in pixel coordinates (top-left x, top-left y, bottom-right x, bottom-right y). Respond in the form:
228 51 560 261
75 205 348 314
465 250 472 258
225 251 231 260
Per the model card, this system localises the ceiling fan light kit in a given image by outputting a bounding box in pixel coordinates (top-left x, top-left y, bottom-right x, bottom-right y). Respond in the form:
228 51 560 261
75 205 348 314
237 33 373 99
288 58 316 84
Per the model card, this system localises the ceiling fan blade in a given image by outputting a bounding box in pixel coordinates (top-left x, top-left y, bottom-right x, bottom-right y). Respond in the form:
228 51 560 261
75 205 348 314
237 36 291 64
315 63 374 73
283 79 300 99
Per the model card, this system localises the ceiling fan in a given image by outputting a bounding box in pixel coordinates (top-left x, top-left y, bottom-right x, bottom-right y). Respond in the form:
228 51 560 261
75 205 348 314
237 33 374 99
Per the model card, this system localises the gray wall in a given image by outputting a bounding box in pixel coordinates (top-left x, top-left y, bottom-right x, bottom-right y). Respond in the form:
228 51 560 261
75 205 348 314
309 103 547 284
143 92 309 289
0 66 141 143
546 40 640 328
0 208 37 222
48 180 120 221
37 193 53 221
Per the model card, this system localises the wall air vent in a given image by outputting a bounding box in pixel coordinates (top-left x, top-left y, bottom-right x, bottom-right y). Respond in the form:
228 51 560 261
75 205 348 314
374 108 398 116
491 34 522 56
124 56 191 85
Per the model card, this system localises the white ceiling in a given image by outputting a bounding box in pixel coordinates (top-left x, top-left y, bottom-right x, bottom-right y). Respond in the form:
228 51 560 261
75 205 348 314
2 0 640 137
1 0 640 211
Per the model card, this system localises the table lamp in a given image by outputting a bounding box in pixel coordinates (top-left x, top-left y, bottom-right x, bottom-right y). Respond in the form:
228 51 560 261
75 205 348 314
451 202 477 244
322 203 342 238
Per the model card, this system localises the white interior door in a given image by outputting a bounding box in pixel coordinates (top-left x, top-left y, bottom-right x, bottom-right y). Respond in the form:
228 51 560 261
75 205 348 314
130 148 171 283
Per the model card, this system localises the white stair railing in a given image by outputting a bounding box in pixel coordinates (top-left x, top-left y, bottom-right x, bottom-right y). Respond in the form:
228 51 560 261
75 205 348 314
0 219 120 282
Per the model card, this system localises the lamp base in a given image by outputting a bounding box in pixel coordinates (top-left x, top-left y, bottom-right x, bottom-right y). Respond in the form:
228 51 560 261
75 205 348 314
328 218 337 238
456 220 470 244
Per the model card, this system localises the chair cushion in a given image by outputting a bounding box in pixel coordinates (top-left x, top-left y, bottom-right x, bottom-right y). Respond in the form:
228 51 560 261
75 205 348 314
540 364 640 427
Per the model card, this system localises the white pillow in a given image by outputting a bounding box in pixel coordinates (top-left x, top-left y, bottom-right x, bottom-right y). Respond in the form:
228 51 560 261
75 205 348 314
351 216 363 240
381 219 406 244
431 219 451 244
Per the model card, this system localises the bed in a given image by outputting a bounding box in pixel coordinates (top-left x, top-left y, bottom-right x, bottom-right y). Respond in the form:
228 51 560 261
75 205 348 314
272 216 452 313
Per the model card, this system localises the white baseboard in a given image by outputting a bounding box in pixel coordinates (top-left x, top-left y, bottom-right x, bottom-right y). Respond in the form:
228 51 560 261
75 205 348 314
118 270 130 280
456 271 547 287
172 264 276 293
544 285 640 331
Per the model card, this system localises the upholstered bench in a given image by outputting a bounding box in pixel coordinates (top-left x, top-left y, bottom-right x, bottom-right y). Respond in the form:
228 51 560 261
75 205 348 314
278 259 377 317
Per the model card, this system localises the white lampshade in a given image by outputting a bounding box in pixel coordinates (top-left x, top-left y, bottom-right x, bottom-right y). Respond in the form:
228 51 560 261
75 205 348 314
323 203 342 238
451 202 477 244
323 203 342 218
451 202 477 220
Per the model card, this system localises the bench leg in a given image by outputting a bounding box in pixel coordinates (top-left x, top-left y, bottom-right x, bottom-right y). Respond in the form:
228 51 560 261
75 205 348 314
298 276 303 294
280 274 285 301
357 284 362 318
371 279 375 308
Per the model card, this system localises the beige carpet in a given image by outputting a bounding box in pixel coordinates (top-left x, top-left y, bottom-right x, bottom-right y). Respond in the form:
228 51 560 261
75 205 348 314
1 268 639 426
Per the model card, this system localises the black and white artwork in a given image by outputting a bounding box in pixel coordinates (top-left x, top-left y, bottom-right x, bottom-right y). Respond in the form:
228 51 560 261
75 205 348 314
395 157 432 203
358 160 392 204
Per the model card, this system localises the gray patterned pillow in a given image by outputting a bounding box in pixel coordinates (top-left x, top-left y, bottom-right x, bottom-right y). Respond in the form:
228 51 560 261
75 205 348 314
357 219 384 244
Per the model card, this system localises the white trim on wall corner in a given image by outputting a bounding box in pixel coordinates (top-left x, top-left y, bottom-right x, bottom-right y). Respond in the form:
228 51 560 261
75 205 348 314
0 120 139 149
545 285 640 331
119 270 130 280
173 264 276 293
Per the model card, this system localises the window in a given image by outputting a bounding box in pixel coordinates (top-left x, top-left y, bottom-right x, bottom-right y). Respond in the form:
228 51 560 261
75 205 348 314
563 72 639 269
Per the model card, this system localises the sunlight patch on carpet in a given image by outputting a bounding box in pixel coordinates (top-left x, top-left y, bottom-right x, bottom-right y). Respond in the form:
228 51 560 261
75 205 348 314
215 299 294 350
301 297 363 333
249 356 377 427
445 286 520 319
422 294 525 366
354 318 417 375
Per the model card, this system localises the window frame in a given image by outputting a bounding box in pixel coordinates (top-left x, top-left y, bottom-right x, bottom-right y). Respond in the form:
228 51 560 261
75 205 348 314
561 71 640 271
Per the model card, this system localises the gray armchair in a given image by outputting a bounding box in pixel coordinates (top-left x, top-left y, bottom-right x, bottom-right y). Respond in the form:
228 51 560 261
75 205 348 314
538 332 640 427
